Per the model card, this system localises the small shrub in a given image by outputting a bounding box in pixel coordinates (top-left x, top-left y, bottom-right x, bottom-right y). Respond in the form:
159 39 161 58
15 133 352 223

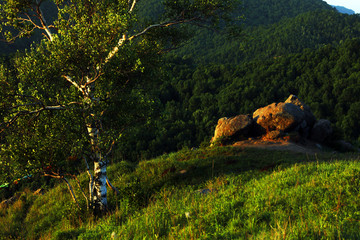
53 228 86 240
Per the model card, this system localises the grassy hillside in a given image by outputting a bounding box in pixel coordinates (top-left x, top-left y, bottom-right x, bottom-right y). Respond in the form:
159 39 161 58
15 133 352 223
1 147 359 239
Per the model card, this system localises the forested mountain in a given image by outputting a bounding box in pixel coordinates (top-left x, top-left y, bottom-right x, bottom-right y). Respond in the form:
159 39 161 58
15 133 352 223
117 38 360 159
170 9 360 65
242 0 333 26
333 6 356 15
138 0 339 64
137 0 333 26
115 0 360 159
0 0 334 56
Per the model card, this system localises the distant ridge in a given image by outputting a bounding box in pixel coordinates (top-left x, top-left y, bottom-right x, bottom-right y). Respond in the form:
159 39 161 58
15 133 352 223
332 5 355 15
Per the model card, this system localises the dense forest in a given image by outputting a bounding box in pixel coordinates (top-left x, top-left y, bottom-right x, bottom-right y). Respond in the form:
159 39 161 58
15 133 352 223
115 0 360 160
1 0 360 162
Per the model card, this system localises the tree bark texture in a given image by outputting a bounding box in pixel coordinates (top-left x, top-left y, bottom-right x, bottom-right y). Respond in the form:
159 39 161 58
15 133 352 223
86 118 108 213
93 160 108 213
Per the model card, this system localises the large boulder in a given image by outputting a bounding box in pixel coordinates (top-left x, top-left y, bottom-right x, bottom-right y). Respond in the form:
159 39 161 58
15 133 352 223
211 115 253 145
310 119 333 143
285 94 316 128
253 102 305 133
332 140 357 152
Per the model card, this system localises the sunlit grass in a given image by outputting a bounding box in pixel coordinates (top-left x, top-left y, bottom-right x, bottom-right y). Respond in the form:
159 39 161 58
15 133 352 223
0 146 359 239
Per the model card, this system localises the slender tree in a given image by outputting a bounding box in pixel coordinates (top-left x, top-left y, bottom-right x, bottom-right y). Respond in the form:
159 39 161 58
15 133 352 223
0 0 239 214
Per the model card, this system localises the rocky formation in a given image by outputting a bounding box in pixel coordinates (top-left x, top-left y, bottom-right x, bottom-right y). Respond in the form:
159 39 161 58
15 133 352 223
253 102 304 132
310 119 332 143
211 95 356 152
285 95 316 127
210 115 254 145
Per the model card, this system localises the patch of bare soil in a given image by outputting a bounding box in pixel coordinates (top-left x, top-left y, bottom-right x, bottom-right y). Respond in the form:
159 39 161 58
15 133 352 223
232 138 323 154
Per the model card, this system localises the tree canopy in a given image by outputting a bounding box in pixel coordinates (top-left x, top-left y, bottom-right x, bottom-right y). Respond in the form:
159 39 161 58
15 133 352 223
0 0 240 213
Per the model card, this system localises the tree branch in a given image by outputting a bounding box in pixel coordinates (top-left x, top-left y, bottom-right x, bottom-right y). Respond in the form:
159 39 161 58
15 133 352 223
43 172 80 208
35 0 54 41
106 176 120 195
0 102 81 134
63 75 84 94
103 34 127 65
105 140 116 158
62 177 80 207
129 0 137 13
67 173 89 210
103 17 198 67
128 18 198 41
20 13 42 29
84 156 94 209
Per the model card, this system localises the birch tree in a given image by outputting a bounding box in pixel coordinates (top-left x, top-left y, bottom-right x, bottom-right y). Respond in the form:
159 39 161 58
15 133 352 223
0 0 239 214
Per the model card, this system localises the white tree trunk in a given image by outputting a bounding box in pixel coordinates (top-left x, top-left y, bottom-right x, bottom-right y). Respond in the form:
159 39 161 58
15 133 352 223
86 120 108 213
93 160 108 212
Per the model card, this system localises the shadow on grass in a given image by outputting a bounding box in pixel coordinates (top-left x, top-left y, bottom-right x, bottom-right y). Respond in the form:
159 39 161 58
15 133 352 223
111 146 358 212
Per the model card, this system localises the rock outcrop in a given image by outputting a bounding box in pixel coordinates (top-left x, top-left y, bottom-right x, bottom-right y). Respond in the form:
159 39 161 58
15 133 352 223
210 94 351 150
253 102 305 133
285 94 316 128
210 115 253 145
310 119 333 143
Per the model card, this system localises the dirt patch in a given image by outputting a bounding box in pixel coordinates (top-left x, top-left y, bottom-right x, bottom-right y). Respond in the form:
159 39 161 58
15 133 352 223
232 138 323 154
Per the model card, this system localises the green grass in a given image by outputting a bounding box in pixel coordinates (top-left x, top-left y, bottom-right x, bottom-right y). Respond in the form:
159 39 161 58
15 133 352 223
0 146 359 239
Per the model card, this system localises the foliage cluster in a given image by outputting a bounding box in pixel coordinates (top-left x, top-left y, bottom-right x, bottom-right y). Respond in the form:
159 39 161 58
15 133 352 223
0 0 242 214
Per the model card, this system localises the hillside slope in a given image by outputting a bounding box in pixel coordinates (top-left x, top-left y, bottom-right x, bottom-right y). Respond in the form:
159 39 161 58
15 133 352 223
0 147 359 239
333 6 356 15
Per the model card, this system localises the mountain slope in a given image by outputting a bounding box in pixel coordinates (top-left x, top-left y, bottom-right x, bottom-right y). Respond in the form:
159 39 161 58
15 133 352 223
170 9 360 65
333 6 356 15
242 0 333 26
0 0 335 56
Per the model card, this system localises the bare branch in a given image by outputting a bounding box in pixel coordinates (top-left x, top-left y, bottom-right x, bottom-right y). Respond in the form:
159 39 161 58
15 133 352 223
103 34 127 65
20 14 41 29
62 177 80 207
102 17 198 68
43 172 80 208
84 156 94 208
105 140 116 158
83 71 103 88
63 75 84 93
35 0 54 41
0 102 81 134
128 18 199 41
106 176 120 195
129 0 137 13
67 173 89 209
